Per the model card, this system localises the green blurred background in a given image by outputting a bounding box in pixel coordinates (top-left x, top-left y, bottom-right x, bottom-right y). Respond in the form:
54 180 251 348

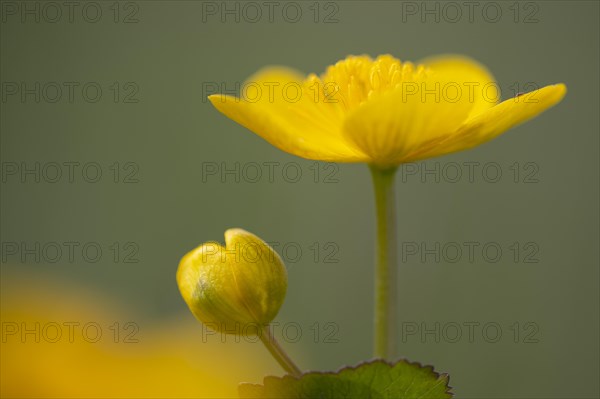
1 1 598 397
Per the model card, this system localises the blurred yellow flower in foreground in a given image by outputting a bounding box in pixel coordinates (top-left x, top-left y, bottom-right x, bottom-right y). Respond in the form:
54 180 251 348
209 54 566 168
0 271 276 398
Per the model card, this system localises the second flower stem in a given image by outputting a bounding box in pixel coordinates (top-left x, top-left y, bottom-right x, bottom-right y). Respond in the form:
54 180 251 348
260 324 302 377
370 165 399 360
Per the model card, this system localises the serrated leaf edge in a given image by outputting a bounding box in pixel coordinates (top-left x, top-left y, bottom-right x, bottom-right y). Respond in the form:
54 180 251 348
239 358 453 396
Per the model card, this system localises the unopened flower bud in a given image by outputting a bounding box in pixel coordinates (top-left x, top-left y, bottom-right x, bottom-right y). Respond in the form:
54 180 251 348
176 228 287 335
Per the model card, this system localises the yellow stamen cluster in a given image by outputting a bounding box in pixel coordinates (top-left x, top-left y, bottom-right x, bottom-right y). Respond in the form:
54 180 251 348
304 55 429 112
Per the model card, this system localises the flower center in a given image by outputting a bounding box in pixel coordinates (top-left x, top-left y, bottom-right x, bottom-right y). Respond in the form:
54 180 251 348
305 55 429 113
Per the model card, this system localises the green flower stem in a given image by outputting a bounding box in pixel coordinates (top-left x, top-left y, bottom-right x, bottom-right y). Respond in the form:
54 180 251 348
260 324 302 377
369 165 399 360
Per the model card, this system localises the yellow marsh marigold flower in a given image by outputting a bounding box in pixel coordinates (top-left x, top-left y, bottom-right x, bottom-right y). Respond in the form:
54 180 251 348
208 54 566 168
177 228 287 335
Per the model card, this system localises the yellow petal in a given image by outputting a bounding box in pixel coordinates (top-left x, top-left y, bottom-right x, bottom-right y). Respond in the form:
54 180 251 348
240 66 305 104
420 55 499 116
406 83 567 162
208 67 368 162
342 71 479 167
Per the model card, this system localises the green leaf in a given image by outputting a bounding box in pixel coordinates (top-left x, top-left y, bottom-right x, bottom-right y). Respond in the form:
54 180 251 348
239 359 452 398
